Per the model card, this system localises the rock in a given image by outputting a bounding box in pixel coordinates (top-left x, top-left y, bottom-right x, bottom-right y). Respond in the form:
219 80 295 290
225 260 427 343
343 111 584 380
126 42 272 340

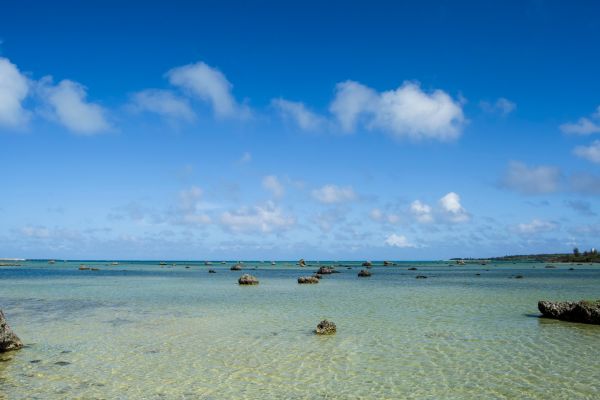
317 266 333 275
407 267 417 271
298 276 319 284
568 267 575 271
0 310 23 352
415 275 428 279
298 259 306 267
383 261 393 266
358 269 371 277
514 275 524 279
315 319 336 335
538 300 600 324
208 269 216 273
78 266 90 271
231 264 242 271
238 274 259 285
475 273 481 276
362 261 372 267
346 267 352 270
313 274 322 279
545 265 556 269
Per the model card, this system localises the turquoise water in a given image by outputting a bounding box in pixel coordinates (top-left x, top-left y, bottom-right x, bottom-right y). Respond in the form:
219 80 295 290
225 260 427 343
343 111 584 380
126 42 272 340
1 260 599 399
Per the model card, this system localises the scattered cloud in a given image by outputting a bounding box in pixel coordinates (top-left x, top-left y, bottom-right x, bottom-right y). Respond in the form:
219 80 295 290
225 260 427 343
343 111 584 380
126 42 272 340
129 89 195 121
219 201 295 233
569 172 600 195
384 233 416 248
564 200 595 216
560 106 600 135
369 208 401 224
0 57 30 128
439 192 470 223
262 175 284 198
20 226 51 239
312 184 356 204
175 186 212 225
573 140 600 164
410 200 434 223
479 97 516 116
501 161 561 195
38 77 111 134
330 80 465 140
515 219 558 235
272 98 325 131
167 61 248 118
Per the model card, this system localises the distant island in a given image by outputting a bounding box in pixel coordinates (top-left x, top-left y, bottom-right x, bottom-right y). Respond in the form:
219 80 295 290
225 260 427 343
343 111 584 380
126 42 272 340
471 248 599 263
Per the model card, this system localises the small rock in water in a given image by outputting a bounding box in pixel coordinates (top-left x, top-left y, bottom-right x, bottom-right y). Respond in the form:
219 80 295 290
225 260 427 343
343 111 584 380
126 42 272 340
54 361 71 366
415 275 428 279
357 269 371 277
317 266 333 275
568 268 575 271
545 265 556 269
30 359 42 364
408 267 418 271
315 320 336 335
298 276 319 284
231 264 242 271
362 261 372 267
538 300 600 324
312 274 322 279
238 274 259 285
514 275 524 279
208 269 216 273
0 310 23 353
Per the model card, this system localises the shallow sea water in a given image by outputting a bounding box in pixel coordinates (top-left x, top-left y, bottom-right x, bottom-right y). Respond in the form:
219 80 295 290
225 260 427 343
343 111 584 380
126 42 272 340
1 260 599 399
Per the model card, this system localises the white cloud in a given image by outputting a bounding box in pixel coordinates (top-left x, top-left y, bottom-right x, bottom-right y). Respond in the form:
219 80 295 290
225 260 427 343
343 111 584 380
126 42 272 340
176 186 212 225
480 97 516 115
0 57 30 128
515 219 558 235
167 61 247 118
39 78 110 134
501 161 561 195
220 202 295 233
410 200 433 223
129 89 195 121
20 226 51 239
573 140 600 164
384 233 416 248
330 80 464 140
560 107 600 135
369 208 401 224
262 175 284 198
312 184 356 204
272 98 325 130
439 192 469 223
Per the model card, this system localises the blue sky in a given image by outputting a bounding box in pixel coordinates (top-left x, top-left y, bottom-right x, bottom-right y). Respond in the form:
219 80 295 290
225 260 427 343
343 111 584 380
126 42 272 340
1 0 600 260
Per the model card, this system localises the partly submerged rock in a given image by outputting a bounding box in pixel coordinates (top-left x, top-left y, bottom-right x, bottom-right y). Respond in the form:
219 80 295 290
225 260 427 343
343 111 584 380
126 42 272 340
298 259 306 267
208 269 216 273
0 310 23 353
238 274 259 285
383 261 395 266
231 264 242 271
315 319 336 335
408 267 418 271
362 261 372 267
317 266 333 275
358 269 371 277
415 275 428 279
538 300 600 324
298 276 319 284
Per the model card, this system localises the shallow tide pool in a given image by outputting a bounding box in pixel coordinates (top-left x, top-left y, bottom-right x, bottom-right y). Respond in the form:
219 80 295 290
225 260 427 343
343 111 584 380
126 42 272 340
1 261 599 399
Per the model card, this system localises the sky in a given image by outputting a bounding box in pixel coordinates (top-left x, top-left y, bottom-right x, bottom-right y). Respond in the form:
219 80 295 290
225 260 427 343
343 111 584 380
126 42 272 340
1 0 600 260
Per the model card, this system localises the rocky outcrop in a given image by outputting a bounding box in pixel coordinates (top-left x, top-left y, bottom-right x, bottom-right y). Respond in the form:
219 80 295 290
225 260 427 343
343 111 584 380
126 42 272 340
238 274 259 285
231 264 242 271
538 300 600 324
298 259 306 267
0 310 23 352
383 261 394 266
298 276 319 284
358 269 371 277
315 319 336 335
317 266 333 275
362 261 372 267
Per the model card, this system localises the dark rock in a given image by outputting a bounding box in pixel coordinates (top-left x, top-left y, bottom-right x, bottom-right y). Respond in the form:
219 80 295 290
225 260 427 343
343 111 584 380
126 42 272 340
362 261 372 267
315 319 336 335
475 273 481 276
346 267 352 270
313 274 322 279
538 300 600 324
357 269 371 277
415 275 428 279
545 265 556 269
298 276 319 284
0 310 23 352
238 274 259 285
30 359 42 363
383 261 394 266
568 268 575 271
54 361 71 366
408 267 418 271
208 269 216 273
514 275 524 279
317 266 333 275
231 264 242 271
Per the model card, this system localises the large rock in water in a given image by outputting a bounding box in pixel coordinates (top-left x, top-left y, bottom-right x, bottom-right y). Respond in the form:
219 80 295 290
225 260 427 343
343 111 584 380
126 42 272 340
238 274 259 285
315 319 336 335
358 269 371 277
317 266 333 275
0 310 23 352
298 276 319 284
538 300 600 324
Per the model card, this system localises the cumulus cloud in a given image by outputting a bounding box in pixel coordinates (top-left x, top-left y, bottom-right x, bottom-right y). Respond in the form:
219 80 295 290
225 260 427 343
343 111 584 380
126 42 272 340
272 98 325 131
369 208 400 224
220 202 295 233
312 184 356 204
0 57 30 128
439 192 470 223
330 80 464 140
573 140 600 164
560 106 600 135
167 61 247 118
515 219 558 235
262 175 284 198
479 97 516 116
384 233 416 248
410 200 434 223
129 89 195 121
38 78 110 134
501 161 561 195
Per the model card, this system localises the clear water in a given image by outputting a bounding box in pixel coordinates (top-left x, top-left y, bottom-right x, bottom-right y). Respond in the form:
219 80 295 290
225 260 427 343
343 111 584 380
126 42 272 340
1 260 599 399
